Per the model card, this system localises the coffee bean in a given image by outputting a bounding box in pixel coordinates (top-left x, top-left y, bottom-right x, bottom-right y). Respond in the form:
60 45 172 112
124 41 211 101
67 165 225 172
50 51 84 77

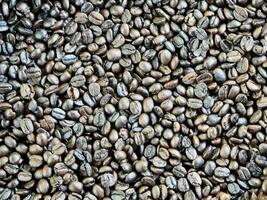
173 166 187 178
228 183 240 195
107 48 122 61
20 118 34 135
34 29 48 40
214 68 226 82
29 155 43 168
220 39 233 52
238 167 251 181
236 57 249 73
62 54 78 65
138 61 152 74
93 110 106 127
52 108 66 120
0 83 12 94
100 173 116 187
121 44 136 55
187 172 202 186
184 190 197 200
117 82 128 97
52 143 66 156
111 190 125 200
0 1 266 199
177 178 190 192
204 161 216 176
194 83 208 98
18 171 32 182
240 36 254 52
215 167 230 178
173 35 184 48
195 28 208 40
152 156 167 168
185 147 197 160
75 12 89 24
259 144 267 156
89 83 101 97
0 20 9 32
37 179 50 194
233 6 248 22
69 181 83 193
257 97 267 108
182 72 197 84
0 188 11 200
80 2 94 13
187 98 203 109
94 149 108 162
89 11 104 25
70 75 86 87
144 144 156 159
159 49 172 65
166 176 177 189
227 51 242 63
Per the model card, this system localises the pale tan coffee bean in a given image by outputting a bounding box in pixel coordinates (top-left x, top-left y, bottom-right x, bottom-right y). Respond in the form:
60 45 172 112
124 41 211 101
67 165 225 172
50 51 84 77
69 181 83 193
37 179 50 194
107 49 122 61
89 82 101 97
89 11 104 25
29 155 43 168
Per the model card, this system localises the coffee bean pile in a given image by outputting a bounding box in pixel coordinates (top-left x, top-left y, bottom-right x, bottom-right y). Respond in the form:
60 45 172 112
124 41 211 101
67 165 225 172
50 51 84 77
0 0 267 199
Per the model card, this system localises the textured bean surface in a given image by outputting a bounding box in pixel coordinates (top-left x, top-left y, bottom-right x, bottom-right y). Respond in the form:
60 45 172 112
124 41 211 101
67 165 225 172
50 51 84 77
0 0 267 199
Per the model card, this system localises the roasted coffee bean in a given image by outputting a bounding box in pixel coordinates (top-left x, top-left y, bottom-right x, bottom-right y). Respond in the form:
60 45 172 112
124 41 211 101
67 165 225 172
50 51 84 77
62 54 78 65
233 6 248 22
195 28 208 40
107 48 122 61
0 83 12 94
0 1 266 199
187 172 202 186
52 108 66 120
215 167 230 178
70 75 86 87
0 188 11 200
89 83 101 97
165 176 177 189
20 118 34 134
0 20 9 32
89 11 104 25
69 181 83 193
178 178 190 192
228 183 241 195
187 98 203 109
194 83 208 98
121 44 136 55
